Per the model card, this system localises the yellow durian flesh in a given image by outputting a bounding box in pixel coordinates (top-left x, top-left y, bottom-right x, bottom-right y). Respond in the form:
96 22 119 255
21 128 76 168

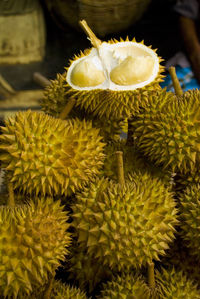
67 41 160 91
110 55 155 86
70 58 105 87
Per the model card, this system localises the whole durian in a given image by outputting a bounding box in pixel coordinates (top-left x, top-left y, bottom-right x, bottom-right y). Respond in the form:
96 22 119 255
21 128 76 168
65 21 165 120
28 280 88 299
67 245 112 293
0 197 71 298
102 140 174 186
131 89 200 173
98 272 150 299
72 174 178 270
179 183 200 260
0 110 105 196
156 267 200 299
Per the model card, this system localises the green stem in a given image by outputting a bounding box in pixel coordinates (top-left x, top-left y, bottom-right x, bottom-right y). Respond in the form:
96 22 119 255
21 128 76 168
59 98 76 120
116 151 125 186
148 262 155 288
8 182 15 206
168 66 183 97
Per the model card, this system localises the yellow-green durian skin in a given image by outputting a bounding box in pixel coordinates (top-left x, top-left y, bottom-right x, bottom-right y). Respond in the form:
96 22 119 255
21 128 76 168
156 267 200 299
72 175 178 270
98 273 150 299
27 281 88 299
131 89 200 173
102 140 174 186
67 245 112 293
0 197 71 299
65 38 165 120
179 183 200 259
0 110 105 196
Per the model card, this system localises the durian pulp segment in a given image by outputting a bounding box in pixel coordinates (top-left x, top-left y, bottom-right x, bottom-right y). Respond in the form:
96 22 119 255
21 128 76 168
67 41 159 91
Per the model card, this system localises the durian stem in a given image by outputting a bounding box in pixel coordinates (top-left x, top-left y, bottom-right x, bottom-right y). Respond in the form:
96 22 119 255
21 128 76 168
79 20 102 48
43 275 54 299
59 98 76 120
168 66 183 97
8 182 15 207
148 262 155 288
116 151 125 186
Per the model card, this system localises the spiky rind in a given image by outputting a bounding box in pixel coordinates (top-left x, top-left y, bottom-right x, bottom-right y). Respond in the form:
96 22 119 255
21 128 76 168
0 198 71 298
72 175 178 270
179 183 200 259
98 272 150 299
156 267 200 298
0 110 105 196
67 245 112 293
132 89 200 173
102 140 174 186
65 38 165 120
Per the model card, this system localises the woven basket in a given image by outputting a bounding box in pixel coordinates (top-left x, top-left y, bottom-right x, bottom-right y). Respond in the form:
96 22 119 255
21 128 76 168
0 0 46 64
45 0 152 36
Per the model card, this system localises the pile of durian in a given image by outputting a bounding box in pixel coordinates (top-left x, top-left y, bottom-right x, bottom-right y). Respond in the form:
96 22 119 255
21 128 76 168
1 19 200 298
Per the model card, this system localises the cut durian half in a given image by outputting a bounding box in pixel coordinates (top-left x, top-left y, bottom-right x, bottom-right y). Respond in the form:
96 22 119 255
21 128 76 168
67 41 159 91
65 20 164 119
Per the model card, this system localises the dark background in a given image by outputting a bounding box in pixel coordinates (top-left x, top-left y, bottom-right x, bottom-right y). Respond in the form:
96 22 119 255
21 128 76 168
0 0 182 91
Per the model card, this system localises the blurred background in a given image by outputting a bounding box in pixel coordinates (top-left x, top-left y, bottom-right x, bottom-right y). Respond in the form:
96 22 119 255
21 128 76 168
0 0 180 119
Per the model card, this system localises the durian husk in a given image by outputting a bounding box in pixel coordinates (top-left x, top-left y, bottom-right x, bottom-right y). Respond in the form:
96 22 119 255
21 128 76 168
72 175 178 270
27 280 88 299
131 89 200 173
65 38 165 120
102 140 175 187
179 183 200 260
67 244 113 294
0 197 71 298
156 267 200 298
97 272 151 299
0 110 105 196
41 73 128 142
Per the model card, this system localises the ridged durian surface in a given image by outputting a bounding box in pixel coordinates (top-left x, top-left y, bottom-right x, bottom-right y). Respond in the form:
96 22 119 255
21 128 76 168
132 89 200 173
67 245 112 293
98 273 150 299
72 175 178 269
0 110 105 196
0 198 71 298
179 183 200 259
156 267 200 299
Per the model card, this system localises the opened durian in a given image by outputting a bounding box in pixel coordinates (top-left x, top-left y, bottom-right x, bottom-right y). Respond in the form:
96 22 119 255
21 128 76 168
156 267 200 299
0 197 71 298
98 272 150 299
72 174 178 270
0 110 105 196
65 20 164 119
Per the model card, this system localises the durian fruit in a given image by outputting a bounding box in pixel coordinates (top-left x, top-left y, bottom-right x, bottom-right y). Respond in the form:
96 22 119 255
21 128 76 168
28 280 88 299
0 197 71 298
179 183 200 260
131 89 200 173
65 21 165 120
156 267 200 298
102 140 174 186
98 272 151 299
72 174 178 270
67 245 113 293
0 110 105 196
